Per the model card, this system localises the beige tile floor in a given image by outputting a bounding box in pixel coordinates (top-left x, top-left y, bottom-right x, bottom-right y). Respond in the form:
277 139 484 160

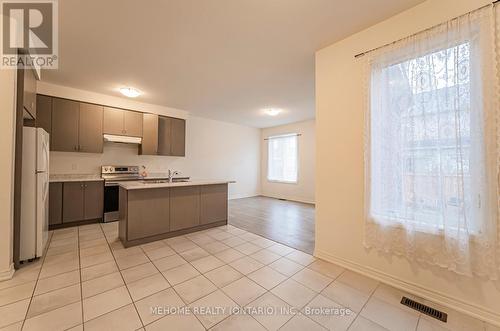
0 222 498 331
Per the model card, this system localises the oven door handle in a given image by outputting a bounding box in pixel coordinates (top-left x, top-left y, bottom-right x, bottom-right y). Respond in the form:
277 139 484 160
105 182 120 187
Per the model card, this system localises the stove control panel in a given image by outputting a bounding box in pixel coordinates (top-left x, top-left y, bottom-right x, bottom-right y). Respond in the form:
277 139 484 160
101 166 139 174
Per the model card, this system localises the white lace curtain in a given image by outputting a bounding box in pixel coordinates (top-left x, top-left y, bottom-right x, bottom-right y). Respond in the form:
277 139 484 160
364 5 499 279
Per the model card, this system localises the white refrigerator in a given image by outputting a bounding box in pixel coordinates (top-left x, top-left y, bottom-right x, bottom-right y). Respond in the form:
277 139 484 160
20 127 50 261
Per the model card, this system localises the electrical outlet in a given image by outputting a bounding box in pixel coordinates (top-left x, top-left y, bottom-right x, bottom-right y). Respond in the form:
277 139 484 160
71 163 77 171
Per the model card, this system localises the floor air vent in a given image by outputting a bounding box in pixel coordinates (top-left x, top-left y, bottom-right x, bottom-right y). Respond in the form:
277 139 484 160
400 297 448 323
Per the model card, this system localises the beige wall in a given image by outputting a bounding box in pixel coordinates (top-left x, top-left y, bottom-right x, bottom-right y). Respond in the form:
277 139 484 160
315 0 500 325
0 68 17 279
261 120 315 203
40 83 261 200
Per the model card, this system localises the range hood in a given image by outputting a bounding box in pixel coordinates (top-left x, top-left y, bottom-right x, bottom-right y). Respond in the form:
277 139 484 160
103 134 142 144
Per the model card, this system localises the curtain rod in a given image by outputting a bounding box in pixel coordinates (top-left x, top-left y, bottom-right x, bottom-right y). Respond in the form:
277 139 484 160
264 133 302 141
354 1 498 59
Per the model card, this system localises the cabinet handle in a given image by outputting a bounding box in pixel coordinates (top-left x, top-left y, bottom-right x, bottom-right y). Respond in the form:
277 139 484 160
74 146 77 151
80 184 84 188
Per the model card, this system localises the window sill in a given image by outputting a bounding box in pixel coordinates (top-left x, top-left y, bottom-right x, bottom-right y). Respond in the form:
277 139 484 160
267 179 298 185
369 216 481 240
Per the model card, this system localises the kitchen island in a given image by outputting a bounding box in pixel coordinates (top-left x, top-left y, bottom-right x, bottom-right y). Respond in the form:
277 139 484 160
118 180 233 247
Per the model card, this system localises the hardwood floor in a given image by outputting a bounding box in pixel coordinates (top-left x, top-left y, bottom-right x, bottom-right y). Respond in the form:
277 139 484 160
228 196 315 254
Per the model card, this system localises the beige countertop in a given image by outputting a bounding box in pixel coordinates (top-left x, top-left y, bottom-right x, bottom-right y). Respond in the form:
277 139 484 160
49 174 104 183
119 180 235 190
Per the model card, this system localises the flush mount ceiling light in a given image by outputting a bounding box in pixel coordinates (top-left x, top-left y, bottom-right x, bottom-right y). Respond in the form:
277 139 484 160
264 108 282 116
119 87 141 98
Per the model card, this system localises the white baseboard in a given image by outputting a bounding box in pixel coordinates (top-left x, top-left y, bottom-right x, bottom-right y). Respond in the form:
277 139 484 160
314 249 500 327
260 193 315 205
0 263 15 281
228 193 260 200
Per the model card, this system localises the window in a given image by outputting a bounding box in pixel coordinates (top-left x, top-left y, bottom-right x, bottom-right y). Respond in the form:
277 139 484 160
267 134 298 183
369 42 477 233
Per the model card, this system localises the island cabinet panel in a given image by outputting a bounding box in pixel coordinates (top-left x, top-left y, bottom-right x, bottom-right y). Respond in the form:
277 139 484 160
119 188 128 242
51 98 80 152
49 182 63 225
127 188 170 241
169 186 200 231
200 184 228 225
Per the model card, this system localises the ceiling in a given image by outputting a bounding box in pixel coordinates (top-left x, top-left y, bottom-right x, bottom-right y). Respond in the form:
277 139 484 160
43 0 424 128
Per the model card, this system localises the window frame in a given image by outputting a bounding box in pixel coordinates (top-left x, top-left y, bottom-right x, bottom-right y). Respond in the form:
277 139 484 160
266 133 299 184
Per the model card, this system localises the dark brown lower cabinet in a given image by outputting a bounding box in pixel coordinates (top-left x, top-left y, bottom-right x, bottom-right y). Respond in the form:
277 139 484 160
61 181 103 224
200 184 228 225
62 182 85 223
84 181 104 220
49 183 63 225
126 188 170 241
170 186 200 231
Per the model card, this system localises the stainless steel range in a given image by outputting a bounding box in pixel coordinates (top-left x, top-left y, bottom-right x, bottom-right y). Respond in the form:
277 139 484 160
102 165 141 222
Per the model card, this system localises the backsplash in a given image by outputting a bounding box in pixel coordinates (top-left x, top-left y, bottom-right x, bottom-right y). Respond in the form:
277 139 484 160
50 142 188 175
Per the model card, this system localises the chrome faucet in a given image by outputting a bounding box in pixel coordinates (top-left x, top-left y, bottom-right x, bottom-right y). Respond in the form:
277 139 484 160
167 169 180 183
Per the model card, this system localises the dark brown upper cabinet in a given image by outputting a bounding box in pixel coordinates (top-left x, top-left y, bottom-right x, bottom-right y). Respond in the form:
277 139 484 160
79 103 104 153
23 68 37 119
140 113 159 155
51 98 80 152
51 98 103 153
124 111 143 137
171 118 186 156
36 95 52 137
38 94 185 156
102 107 123 135
157 116 172 156
158 116 186 156
103 107 143 137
